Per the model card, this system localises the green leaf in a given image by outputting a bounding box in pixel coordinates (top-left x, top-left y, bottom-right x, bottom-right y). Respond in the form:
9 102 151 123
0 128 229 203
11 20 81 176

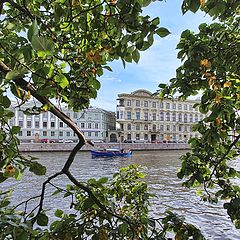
54 209 64 218
3 96 11 108
189 0 200 13
29 162 46 176
55 74 69 89
98 177 108 184
11 126 21 134
156 27 170 38
28 19 39 42
5 70 24 80
132 49 140 63
37 213 49 226
31 36 54 53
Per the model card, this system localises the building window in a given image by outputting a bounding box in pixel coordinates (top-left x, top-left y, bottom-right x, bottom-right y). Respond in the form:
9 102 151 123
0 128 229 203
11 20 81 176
144 112 148 121
51 131 55 136
152 101 156 108
59 122 63 128
166 112 170 121
19 131 22 136
95 123 98 129
184 104 188 110
160 101 164 108
178 104 182 110
35 121 39 128
152 124 156 131
27 131 31 136
74 112 78 118
136 133 140 140
43 122 47 128
189 114 193 122
179 125 182 132
184 126 188 132
81 123 85 128
195 114 198 122
160 134 164 140
127 134 131 140
173 125 176 131
127 111 131 120
95 132 98 137
144 134 148 140
66 112 70 117
88 123 92 128
136 112 140 120
43 131 47 136
59 131 63 136
51 122 55 128
166 125 170 131
144 101 148 107
152 112 156 121
18 120 23 127
184 114 188 123
172 103 176 109
166 103 170 109
88 132 91 137
136 100 140 107
144 124 148 130
160 112 164 121
127 124 131 130
172 113 176 122
178 113 182 122
66 132 70 137
136 123 140 130
127 100 131 106
189 105 193 111
26 121 31 128
160 125 164 131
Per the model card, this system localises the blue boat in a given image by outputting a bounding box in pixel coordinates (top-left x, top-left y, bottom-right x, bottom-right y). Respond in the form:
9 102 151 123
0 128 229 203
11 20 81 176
91 148 132 158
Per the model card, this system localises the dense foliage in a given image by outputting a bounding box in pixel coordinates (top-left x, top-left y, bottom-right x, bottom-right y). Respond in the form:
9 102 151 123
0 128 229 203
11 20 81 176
160 0 240 229
0 0 239 239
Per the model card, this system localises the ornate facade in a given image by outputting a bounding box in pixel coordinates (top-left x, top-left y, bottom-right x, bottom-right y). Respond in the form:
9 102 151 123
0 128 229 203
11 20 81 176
114 89 203 143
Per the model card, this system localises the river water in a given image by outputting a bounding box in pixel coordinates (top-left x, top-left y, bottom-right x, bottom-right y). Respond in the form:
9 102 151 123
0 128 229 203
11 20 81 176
2 150 240 239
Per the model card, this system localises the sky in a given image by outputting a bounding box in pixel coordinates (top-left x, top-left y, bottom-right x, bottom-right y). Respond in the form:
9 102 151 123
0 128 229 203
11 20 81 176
91 0 212 111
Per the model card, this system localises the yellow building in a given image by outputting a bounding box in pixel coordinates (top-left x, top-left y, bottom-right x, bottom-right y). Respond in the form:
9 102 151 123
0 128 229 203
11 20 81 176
115 89 203 143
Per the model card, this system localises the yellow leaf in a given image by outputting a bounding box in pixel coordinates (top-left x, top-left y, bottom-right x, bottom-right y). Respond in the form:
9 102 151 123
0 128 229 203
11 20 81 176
200 59 211 68
223 81 232 88
200 0 205 7
214 95 222 103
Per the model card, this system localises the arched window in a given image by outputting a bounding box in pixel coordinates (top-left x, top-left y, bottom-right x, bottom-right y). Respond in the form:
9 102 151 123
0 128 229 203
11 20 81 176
178 113 182 122
195 114 198 122
189 114 193 122
172 113 176 121
160 112 164 121
184 114 188 123
166 112 170 121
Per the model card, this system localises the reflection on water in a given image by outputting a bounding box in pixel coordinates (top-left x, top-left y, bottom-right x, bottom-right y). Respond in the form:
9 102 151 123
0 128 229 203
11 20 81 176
2 150 240 239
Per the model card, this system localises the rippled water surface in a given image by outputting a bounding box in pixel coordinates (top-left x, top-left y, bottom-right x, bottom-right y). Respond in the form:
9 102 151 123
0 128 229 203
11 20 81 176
2 150 240 239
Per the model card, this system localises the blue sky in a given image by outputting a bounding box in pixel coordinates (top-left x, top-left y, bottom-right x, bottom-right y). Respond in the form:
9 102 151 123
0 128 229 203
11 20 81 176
91 1 212 111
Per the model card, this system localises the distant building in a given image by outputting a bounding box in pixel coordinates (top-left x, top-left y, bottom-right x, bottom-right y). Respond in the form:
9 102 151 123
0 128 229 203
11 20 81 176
110 89 203 143
9 102 116 143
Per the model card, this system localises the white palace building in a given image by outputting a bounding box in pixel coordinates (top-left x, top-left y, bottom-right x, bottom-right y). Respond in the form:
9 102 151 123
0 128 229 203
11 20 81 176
9 102 116 143
109 89 204 143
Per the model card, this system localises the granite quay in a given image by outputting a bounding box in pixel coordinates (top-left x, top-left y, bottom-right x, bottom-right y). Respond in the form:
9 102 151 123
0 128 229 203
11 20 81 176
19 142 190 152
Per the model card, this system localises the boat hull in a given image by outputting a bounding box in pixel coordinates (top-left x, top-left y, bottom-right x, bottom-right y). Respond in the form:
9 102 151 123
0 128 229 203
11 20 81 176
91 150 132 158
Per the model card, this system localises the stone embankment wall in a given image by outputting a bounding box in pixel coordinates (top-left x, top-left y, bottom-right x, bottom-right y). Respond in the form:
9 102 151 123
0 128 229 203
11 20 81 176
19 143 190 152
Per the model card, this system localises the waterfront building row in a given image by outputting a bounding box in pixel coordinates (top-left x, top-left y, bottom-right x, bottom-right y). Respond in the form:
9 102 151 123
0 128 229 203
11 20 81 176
9 102 116 143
